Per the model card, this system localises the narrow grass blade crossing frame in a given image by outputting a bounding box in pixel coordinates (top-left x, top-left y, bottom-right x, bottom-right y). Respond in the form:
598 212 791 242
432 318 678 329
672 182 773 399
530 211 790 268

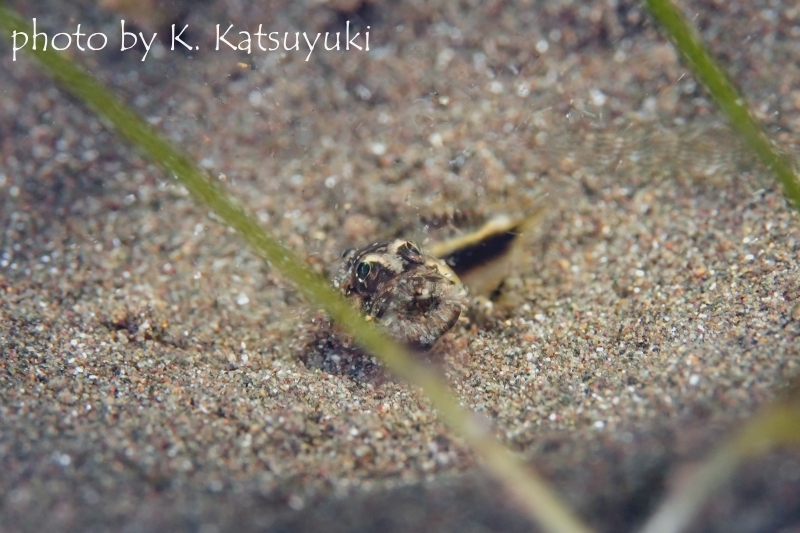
644 0 800 208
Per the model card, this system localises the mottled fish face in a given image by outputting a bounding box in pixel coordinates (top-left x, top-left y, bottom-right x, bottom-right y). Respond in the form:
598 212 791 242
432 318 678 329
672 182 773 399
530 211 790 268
334 239 467 352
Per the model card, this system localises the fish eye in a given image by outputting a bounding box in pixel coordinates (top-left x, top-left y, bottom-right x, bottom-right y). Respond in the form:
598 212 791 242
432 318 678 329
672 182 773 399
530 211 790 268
356 261 372 281
401 241 421 255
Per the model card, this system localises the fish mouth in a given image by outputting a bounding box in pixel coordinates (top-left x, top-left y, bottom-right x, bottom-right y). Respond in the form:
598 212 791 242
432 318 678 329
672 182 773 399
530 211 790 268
367 268 466 351
368 269 456 316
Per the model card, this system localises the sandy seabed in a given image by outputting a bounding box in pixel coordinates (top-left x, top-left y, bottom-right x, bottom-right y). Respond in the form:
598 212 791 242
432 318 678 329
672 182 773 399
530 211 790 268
1 1 799 532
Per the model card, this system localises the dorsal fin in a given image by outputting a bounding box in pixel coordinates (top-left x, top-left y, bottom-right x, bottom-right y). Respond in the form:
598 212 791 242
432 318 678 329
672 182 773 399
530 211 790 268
430 203 548 297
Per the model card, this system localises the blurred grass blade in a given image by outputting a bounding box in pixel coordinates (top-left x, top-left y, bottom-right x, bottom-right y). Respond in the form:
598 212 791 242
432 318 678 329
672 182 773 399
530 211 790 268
639 393 800 533
0 5 593 533
644 0 800 208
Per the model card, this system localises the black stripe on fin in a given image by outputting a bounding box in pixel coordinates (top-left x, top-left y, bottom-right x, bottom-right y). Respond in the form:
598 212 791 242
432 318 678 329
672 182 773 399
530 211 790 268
442 227 519 278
